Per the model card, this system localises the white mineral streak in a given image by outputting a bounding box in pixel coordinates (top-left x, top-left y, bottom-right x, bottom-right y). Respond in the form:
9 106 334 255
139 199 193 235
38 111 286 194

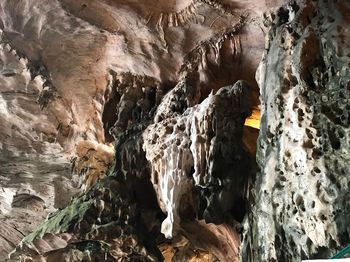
158 134 193 238
144 114 194 238
190 93 212 186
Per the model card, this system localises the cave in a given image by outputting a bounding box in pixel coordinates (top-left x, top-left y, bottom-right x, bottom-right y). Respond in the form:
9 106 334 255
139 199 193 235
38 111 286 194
0 0 349 261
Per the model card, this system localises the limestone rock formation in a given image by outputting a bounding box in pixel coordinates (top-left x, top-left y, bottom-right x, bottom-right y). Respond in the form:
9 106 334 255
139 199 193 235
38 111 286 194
0 0 269 259
0 39 80 259
10 176 163 261
144 80 252 239
9 77 252 262
2 0 350 261
243 0 350 261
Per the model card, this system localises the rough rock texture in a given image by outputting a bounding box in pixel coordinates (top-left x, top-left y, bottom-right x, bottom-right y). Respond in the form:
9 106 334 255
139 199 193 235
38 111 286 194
9 77 252 262
0 39 80 258
243 0 350 261
0 0 294 261
72 140 114 189
10 176 163 262
143 80 252 239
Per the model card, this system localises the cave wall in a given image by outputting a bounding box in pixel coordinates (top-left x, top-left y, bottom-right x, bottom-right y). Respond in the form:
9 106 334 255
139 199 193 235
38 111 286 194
0 0 275 260
4 0 349 261
244 0 350 261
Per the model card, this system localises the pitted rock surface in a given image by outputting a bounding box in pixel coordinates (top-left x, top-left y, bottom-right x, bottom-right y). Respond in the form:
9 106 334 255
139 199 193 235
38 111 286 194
243 0 350 261
6 0 347 261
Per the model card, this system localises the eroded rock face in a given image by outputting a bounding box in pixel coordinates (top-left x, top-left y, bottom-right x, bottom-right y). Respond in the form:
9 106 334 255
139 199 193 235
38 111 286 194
0 0 289 261
0 39 80 259
243 0 350 261
9 78 253 262
10 176 163 261
144 80 252 238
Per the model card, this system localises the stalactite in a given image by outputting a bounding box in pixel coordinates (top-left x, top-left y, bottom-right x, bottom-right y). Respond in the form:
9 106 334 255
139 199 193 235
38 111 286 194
179 22 243 76
0 0 290 260
144 80 253 238
146 0 239 32
0 35 57 109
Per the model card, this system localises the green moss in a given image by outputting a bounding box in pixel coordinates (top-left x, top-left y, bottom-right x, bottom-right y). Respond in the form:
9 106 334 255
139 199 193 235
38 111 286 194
22 196 93 244
106 162 116 177
74 240 101 252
